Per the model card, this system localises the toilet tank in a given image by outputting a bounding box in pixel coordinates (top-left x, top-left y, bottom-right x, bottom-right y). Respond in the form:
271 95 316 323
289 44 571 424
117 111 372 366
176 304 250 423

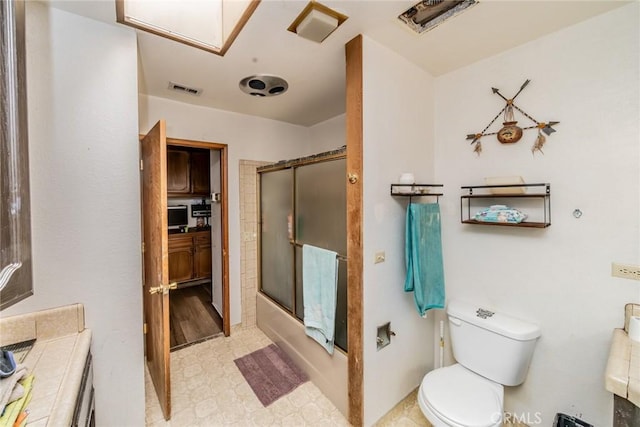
447 299 541 386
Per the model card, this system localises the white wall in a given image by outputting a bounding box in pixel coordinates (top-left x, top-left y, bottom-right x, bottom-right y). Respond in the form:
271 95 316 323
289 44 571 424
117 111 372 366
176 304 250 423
309 114 346 153
139 96 313 325
433 4 639 425
1 4 145 426
361 36 437 426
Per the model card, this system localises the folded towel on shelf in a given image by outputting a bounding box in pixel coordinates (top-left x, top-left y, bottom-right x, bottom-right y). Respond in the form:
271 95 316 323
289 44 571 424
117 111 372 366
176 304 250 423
474 205 527 223
302 244 339 355
405 203 445 317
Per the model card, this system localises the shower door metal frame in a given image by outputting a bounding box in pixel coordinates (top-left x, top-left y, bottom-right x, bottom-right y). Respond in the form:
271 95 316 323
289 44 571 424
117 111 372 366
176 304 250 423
257 148 347 350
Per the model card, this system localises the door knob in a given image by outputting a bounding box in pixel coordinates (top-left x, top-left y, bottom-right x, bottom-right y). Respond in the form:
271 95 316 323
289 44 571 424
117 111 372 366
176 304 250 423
149 282 177 295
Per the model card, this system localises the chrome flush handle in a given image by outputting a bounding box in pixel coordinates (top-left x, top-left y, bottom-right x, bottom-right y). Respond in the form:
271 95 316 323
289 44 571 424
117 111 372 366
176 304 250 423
476 308 495 319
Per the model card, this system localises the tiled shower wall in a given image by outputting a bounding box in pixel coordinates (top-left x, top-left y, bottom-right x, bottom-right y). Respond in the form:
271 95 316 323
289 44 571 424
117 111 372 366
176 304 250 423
239 160 269 328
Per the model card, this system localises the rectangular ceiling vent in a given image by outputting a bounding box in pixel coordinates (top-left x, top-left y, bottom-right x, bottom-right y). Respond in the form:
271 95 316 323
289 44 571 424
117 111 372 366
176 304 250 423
398 0 477 34
168 81 203 96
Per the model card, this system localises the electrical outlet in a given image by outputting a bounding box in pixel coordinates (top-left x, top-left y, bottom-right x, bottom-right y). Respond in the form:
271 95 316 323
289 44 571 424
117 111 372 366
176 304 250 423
374 252 386 264
612 263 640 281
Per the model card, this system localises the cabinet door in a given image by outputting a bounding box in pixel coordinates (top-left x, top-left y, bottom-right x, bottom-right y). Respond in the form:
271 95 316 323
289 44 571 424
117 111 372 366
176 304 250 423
168 235 193 282
167 149 190 194
194 233 212 279
190 150 210 195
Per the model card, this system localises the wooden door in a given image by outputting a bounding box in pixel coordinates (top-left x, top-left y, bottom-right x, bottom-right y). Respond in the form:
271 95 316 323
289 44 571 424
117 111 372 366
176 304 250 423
168 234 194 283
167 149 190 194
141 120 171 420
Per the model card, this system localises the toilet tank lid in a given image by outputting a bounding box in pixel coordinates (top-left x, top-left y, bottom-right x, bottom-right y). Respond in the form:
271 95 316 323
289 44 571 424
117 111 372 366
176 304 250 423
447 300 541 341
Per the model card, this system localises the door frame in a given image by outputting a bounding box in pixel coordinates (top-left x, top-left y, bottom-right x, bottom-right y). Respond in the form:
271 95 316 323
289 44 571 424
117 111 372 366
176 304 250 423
165 137 230 336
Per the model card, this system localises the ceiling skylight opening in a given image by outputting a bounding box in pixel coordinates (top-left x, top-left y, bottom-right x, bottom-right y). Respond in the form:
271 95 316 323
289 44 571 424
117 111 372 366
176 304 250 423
116 0 260 56
398 0 477 34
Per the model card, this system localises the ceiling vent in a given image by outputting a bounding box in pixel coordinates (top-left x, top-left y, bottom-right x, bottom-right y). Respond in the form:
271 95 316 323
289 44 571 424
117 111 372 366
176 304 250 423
239 75 289 97
399 0 477 34
168 81 203 96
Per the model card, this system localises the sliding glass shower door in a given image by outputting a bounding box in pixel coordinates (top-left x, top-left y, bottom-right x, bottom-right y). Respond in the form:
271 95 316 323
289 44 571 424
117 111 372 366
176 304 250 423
259 154 347 352
259 168 294 310
294 159 347 351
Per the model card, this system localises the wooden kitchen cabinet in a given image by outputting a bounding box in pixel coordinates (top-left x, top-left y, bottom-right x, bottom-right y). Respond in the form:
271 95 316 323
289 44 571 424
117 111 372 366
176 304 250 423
190 150 210 195
167 146 210 197
168 234 193 283
194 233 212 279
167 149 190 194
168 231 211 284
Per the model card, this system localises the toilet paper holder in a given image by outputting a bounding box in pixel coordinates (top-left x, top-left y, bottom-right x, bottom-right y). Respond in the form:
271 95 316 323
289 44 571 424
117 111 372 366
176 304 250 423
376 322 396 350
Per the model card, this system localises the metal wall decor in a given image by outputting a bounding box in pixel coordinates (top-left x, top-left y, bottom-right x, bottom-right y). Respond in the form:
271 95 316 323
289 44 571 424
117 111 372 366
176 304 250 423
466 80 559 155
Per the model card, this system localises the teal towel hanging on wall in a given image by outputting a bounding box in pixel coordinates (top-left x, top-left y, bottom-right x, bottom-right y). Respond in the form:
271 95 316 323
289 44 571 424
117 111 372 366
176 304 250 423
404 203 445 316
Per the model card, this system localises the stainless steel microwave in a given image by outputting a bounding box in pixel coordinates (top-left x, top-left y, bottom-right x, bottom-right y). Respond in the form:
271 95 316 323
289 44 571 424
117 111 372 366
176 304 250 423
168 205 188 229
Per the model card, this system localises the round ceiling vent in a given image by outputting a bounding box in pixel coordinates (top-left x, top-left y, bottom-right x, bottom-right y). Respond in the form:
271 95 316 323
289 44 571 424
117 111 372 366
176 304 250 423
239 75 288 97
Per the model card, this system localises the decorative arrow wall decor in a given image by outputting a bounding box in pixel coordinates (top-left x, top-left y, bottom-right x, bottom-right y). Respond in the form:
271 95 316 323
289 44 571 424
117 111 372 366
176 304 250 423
466 80 559 155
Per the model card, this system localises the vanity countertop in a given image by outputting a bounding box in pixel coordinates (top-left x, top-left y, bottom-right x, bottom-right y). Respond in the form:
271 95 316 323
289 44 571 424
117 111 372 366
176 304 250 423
605 303 640 407
0 304 91 426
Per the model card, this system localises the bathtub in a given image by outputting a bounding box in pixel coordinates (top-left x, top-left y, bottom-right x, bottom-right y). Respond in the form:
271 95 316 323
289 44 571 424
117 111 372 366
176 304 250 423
256 292 348 416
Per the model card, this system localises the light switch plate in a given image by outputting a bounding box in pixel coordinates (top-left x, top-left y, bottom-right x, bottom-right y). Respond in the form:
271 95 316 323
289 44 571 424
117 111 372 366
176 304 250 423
374 252 385 264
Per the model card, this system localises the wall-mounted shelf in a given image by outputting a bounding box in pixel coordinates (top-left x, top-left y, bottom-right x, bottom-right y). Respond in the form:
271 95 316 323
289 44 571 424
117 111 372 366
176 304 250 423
390 184 443 203
460 183 551 228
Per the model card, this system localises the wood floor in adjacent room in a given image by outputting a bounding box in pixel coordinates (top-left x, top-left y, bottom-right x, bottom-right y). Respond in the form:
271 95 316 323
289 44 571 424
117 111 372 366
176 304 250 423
169 284 223 350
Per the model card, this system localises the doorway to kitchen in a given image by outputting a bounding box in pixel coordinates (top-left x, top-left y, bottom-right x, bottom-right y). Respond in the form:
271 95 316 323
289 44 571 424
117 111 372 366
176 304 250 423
141 122 230 420
164 137 230 350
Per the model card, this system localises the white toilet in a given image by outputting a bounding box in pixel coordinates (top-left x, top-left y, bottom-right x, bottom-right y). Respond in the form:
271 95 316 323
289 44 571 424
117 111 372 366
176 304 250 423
418 299 541 427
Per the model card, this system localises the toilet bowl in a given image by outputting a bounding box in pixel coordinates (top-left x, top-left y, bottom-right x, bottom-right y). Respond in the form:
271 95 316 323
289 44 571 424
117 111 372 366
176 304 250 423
418 364 503 427
416 300 541 427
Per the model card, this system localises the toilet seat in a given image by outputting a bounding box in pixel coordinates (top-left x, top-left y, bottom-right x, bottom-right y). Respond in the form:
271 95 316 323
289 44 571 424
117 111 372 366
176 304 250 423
419 364 503 427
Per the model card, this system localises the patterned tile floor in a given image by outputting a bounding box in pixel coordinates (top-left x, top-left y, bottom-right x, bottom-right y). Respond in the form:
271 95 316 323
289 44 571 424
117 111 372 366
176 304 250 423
374 389 431 427
145 327 525 426
145 327 351 426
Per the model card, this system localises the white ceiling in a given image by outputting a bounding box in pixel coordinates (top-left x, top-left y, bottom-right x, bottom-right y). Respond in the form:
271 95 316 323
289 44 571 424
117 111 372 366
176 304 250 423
48 0 627 127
